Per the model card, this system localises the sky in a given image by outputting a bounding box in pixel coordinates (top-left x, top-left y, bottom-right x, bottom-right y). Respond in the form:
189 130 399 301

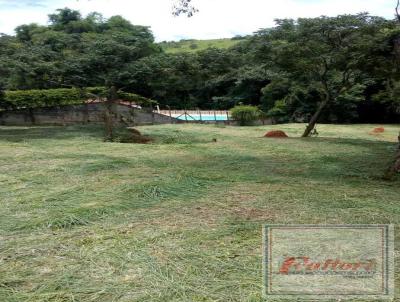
0 0 397 41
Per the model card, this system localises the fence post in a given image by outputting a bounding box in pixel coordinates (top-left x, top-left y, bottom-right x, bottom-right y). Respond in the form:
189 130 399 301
214 110 217 123
198 108 202 123
226 111 230 125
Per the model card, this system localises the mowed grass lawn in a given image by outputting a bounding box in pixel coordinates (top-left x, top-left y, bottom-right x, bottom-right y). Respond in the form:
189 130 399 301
0 123 399 302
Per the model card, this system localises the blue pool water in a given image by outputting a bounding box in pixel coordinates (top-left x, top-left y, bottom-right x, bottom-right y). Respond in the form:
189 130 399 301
174 114 229 121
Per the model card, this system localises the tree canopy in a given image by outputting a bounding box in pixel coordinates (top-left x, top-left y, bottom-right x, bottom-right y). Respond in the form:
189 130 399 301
0 8 399 126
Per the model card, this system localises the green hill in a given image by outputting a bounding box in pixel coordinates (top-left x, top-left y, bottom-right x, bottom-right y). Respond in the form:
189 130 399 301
159 38 246 53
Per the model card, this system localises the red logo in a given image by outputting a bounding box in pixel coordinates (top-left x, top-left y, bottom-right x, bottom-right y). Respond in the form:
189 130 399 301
279 257 376 275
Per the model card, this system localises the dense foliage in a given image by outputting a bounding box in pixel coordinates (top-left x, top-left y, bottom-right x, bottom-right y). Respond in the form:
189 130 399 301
230 105 260 126
0 88 155 110
159 38 245 53
0 8 399 124
2 88 86 109
0 8 160 91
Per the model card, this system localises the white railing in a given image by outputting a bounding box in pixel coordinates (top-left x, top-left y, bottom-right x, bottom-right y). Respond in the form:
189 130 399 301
157 110 230 116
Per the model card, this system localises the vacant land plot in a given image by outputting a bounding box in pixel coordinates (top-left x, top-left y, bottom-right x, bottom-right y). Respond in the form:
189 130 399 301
0 124 399 301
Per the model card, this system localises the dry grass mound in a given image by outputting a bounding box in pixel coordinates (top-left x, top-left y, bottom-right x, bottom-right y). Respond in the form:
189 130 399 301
118 128 153 144
128 128 143 136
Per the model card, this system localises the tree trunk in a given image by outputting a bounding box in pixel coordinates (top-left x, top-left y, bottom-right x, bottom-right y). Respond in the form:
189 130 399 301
104 86 118 141
302 96 329 137
383 133 400 180
28 108 35 125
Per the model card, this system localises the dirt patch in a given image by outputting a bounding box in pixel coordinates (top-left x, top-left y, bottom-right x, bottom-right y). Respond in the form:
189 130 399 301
372 127 385 133
264 130 288 138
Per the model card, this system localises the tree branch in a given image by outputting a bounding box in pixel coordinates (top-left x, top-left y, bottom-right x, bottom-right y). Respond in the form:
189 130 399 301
396 0 400 22
172 0 198 17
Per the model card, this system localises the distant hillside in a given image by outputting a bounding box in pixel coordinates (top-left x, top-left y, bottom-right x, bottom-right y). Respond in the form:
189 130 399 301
159 38 246 53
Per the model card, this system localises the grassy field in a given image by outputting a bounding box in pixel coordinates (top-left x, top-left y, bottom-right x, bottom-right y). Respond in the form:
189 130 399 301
0 123 399 301
159 38 244 53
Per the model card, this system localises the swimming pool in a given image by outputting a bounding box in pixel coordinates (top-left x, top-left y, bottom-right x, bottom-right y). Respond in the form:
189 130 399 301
173 114 229 121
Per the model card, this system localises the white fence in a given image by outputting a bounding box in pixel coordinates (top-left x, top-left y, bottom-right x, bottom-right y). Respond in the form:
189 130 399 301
157 110 230 116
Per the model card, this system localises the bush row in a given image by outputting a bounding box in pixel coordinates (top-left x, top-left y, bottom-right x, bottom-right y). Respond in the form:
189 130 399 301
0 87 155 110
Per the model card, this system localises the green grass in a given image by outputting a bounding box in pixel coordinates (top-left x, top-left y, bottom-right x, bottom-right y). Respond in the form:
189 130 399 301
0 123 399 301
160 38 244 53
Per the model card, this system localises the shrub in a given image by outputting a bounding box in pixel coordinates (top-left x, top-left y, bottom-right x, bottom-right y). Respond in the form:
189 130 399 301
230 105 260 126
4 88 86 110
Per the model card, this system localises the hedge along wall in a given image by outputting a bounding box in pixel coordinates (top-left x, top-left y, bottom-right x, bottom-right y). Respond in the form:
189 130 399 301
1 87 156 110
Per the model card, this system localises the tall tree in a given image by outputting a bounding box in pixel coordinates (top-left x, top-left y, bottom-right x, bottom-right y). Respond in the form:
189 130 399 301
8 8 161 139
254 15 391 137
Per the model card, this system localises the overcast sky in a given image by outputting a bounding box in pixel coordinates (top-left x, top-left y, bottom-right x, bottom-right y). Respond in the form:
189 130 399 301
0 0 396 41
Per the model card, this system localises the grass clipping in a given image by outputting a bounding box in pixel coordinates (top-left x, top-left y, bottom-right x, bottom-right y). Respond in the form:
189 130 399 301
112 128 153 144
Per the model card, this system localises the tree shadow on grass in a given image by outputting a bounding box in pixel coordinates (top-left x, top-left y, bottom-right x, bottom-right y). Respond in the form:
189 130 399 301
0 125 104 142
193 137 399 184
302 136 396 148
